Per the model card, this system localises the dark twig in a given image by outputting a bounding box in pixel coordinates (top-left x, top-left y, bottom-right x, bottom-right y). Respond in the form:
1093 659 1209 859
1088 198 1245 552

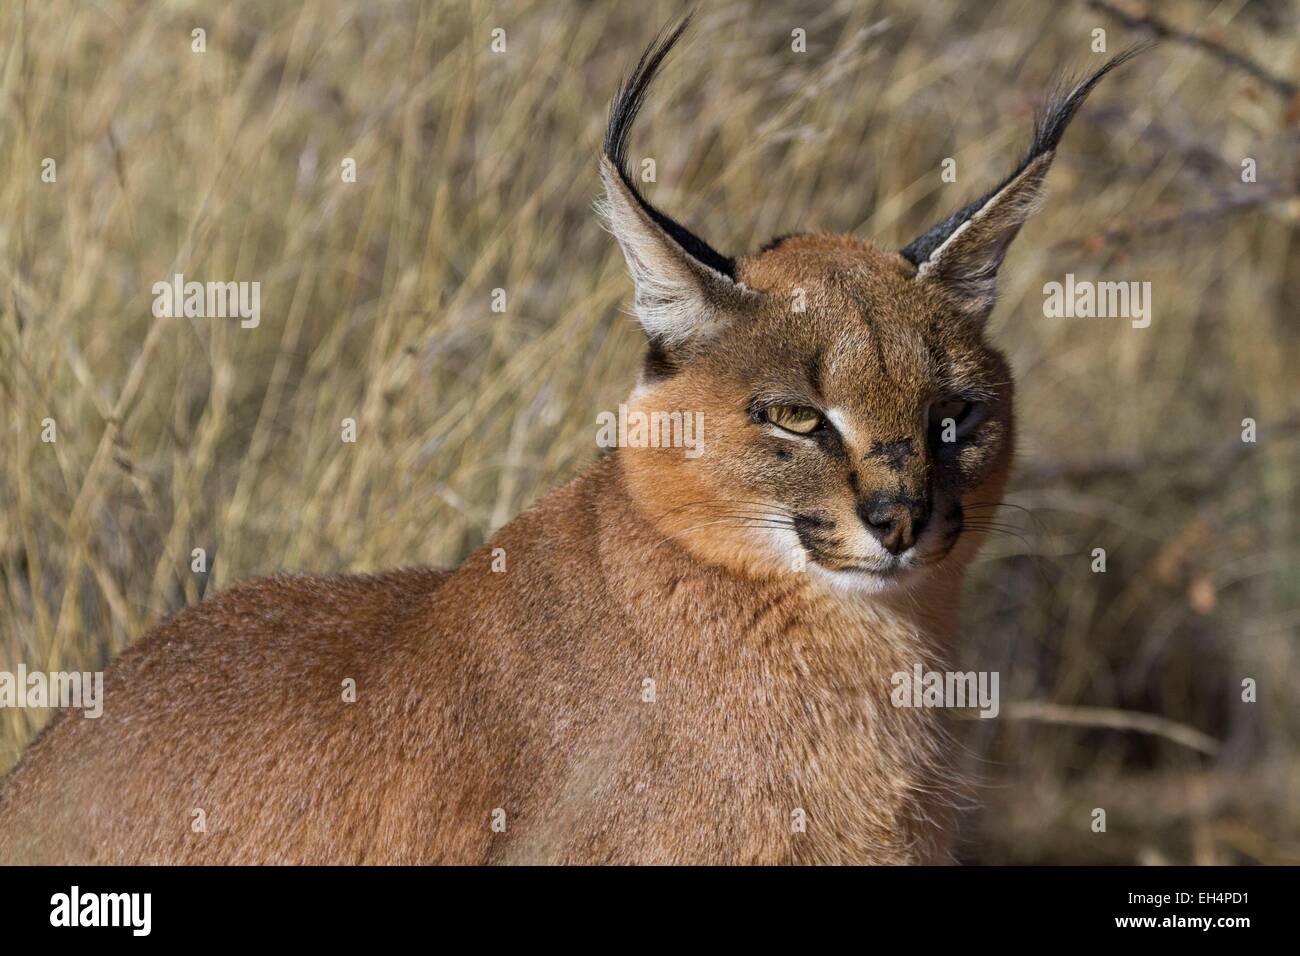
1016 409 1300 485
1087 0 1297 100
1050 191 1295 254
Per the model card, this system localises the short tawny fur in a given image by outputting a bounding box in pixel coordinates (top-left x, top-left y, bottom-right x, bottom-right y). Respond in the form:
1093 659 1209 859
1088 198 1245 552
0 238 1002 865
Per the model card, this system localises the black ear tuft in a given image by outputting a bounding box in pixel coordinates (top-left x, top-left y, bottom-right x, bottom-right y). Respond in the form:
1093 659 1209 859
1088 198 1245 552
900 43 1153 269
1027 42 1153 159
603 12 735 279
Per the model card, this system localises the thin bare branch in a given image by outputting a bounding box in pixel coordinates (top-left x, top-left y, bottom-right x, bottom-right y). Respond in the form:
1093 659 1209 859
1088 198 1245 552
1001 700 1221 755
1088 0 1297 100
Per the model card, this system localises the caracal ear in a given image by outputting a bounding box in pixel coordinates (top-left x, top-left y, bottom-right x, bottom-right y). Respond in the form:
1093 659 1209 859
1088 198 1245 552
901 44 1152 321
599 158 751 348
909 153 1053 318
598 15 756 354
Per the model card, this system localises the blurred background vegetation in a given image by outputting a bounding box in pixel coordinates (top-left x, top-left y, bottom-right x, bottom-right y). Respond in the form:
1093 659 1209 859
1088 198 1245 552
1 0 1296 863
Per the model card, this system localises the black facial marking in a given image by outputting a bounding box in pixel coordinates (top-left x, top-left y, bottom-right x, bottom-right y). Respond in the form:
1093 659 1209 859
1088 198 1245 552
793 512 836 554
775 448 792 462
813 424 846 457
806 352 823 396
643 338 678 382
865 317 898 390
867 438 914 472
937 503 965 559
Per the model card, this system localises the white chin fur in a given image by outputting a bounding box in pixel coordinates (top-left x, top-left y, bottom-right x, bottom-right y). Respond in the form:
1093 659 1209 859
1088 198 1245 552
809 563 917 595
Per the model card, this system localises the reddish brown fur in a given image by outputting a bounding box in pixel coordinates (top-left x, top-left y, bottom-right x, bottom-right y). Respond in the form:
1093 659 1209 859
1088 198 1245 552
0 236 1009 864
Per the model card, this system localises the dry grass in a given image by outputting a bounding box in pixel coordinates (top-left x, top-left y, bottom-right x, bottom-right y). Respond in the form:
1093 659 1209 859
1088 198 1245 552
1 0 1296 863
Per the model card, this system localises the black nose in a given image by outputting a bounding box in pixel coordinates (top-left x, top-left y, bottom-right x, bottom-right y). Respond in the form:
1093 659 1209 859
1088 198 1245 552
858 495 930 555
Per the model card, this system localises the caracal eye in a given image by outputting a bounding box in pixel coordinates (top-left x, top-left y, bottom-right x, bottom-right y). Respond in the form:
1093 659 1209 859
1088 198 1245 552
928 398 972 429
765 404 824 435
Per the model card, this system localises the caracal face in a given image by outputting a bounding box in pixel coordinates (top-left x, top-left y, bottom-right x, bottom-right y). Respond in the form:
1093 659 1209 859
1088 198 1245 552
624 234 1014 593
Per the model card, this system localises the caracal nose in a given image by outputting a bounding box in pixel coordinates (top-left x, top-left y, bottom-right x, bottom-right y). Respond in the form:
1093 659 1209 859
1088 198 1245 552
859 496 931 555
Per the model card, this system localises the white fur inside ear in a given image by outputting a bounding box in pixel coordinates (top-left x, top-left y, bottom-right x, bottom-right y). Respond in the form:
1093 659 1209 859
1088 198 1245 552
915 153 1052 314
915 220 970 280
597 160 734 347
